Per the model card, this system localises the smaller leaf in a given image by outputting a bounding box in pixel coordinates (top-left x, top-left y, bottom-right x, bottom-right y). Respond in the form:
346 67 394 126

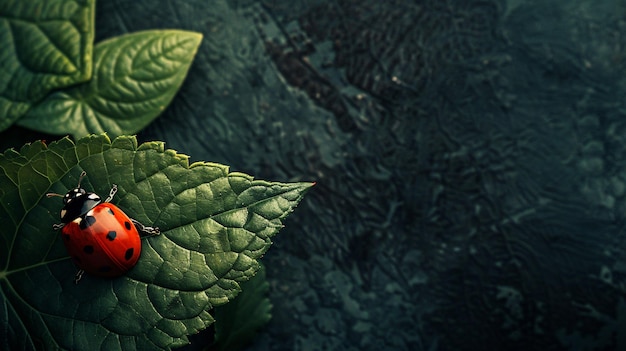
212 263 272 351
18 30 203 138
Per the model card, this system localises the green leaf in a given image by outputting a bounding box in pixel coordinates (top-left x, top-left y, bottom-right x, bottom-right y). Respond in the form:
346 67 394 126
212 262 272 351
17 30 202 138
0 134 313 350
0 0 94 131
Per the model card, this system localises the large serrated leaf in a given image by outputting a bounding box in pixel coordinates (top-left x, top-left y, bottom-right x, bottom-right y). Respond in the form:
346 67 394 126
17 30 202 138
0 0 94 131
0 134 312 350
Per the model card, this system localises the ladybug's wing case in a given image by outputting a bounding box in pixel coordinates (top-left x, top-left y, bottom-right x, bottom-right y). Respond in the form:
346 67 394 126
61 203 142 277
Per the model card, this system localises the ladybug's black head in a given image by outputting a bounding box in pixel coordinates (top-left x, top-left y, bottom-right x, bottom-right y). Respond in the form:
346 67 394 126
63 187 87 204
48 171 102 223
59 187 102 223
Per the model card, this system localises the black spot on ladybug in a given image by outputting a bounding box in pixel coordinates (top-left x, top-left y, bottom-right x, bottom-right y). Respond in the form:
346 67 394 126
124 221 131 230
106 208 114 216
125 248 134 260
98 266 112 273
106 231 117 241
63 234 70 241
79 216 96 230
83 245 94 254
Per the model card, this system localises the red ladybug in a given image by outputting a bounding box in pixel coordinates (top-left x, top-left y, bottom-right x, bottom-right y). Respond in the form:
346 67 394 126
48 171 159 284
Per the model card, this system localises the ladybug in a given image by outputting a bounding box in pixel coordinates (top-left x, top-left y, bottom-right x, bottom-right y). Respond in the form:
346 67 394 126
48 171 159 284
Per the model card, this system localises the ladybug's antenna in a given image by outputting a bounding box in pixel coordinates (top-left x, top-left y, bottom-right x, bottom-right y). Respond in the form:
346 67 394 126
77 171 87 188
46 171 87 198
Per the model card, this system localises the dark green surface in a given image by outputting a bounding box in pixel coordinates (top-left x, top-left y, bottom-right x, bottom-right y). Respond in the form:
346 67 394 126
5 0 626 350
111 0 626 350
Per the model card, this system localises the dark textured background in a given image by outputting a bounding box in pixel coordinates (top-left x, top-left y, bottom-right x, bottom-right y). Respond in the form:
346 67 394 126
46 0 626 350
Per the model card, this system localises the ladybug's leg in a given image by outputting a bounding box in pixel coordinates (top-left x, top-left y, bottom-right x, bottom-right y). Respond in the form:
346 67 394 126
74 269 85 284
131 218 160 237
52 223 65 230
104 184 118 203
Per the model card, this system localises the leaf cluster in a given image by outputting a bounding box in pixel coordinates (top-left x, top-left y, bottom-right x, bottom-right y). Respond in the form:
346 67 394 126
0 0 202 138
